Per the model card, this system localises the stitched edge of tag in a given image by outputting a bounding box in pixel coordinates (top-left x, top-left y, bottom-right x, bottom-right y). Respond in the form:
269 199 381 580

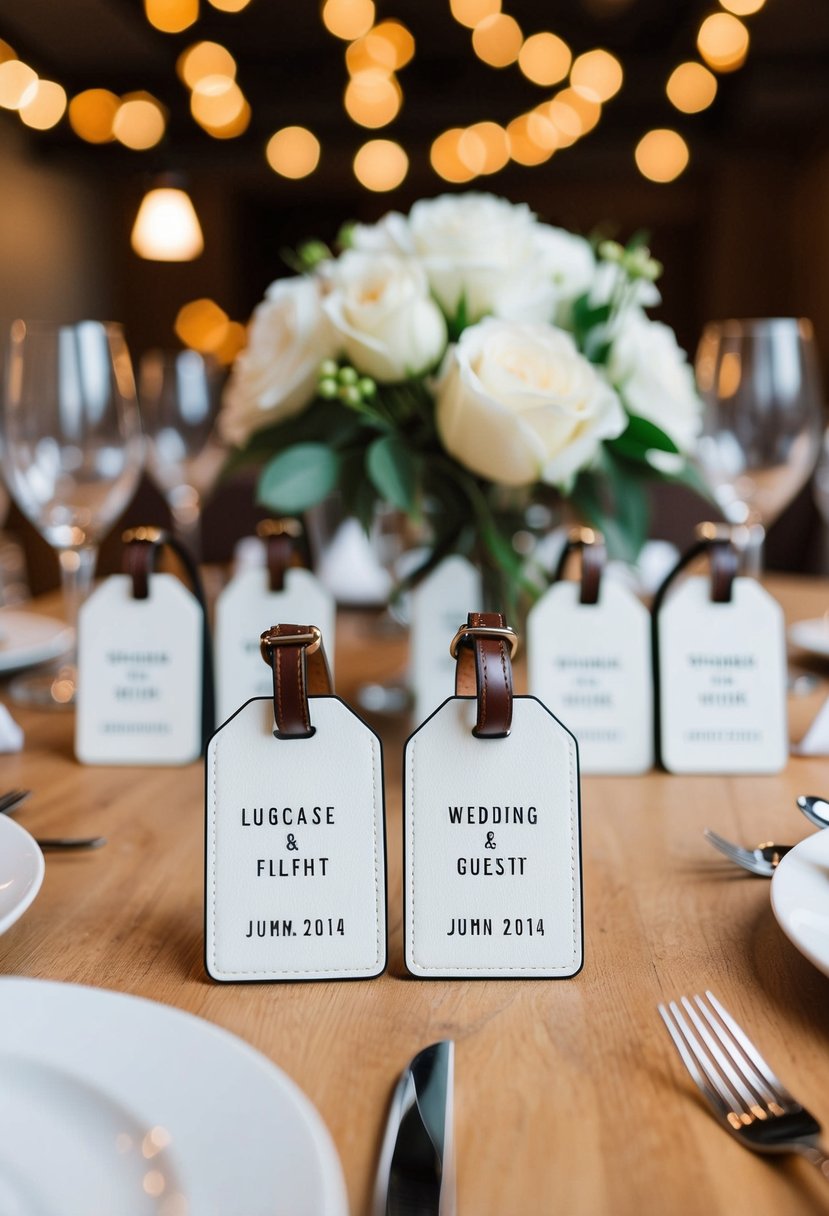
206 698 384 979
406 697 582 976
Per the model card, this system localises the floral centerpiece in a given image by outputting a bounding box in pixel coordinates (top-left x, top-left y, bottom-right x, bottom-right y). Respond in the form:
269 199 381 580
220 192 704 615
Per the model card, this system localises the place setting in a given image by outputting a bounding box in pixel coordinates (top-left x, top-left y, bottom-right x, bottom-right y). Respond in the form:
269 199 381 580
2 0 829 1212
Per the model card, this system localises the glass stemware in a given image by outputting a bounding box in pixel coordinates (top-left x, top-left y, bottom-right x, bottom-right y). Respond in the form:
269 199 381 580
694 317 824 572
138 349 226 561
1 320 143 705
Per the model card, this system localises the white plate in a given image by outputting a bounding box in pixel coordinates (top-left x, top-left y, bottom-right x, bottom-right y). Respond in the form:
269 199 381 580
788 617 829 659
0 978 348 1216
0 609 73 673
770 830 829 977
0 815 44 935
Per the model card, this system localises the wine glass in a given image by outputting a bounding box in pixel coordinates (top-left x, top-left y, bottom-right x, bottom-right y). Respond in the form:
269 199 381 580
138 349 226 561
1 320 143 705
694 318 824 573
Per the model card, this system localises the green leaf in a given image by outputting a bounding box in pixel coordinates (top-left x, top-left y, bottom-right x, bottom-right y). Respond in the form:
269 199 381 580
609 413 680 462
571 453 650 564
257 443 340 514
446 291 470 343
366 434 419 513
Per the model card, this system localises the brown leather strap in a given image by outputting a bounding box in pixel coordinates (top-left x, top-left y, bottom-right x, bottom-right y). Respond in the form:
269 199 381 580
710 540 738 604
260 624 333 739
122 526 166 600
453 611 515 738
553 527 606 605
257 519 306 593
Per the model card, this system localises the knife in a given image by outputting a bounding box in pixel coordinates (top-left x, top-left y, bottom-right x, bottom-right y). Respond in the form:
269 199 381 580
373 1040 455 1216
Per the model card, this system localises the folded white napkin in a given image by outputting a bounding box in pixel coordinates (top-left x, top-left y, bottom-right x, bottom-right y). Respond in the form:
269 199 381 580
793 694 829 755
0 703 23 752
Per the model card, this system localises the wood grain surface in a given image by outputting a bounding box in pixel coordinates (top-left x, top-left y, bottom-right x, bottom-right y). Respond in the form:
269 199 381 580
2 574 829 1215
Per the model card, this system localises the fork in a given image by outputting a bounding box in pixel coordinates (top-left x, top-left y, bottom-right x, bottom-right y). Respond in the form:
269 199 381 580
0 789 31 815
0 788 105 850
659 991 829 1180
703 828 792 877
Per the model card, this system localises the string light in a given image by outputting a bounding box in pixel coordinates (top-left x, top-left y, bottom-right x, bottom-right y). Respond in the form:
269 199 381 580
518 33 571 86
506 112 557 165
113 92 167 150
353 139 408 190
175 299 230 351
697 13 749 72
266 126 321 179
635 129 689 182
0 60 38 110
206 0 251 10
719 0 764 13
190 75 245 128
0 40 16 65
472 13 523 68
201 100 251 138
144 0 198 34
459 122 509 175
322 0 375 41
19 80 67 130
177 42 237 88
344 71 401 128
132 185 204 260
68 89 120 143
569 49 623 102
371 22 415 69
449 0 501 28
430 128 477 183
666 62 717 113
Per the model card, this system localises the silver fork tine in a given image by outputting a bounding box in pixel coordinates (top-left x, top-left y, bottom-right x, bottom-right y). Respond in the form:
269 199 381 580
683 997 767 1114
658 1003 733 1121
679 998 758 1116
706 991 796 1108
661 1000 744 1118
704 829 751 863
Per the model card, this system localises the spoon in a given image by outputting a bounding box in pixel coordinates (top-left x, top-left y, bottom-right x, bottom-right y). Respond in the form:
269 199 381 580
796 795 829 830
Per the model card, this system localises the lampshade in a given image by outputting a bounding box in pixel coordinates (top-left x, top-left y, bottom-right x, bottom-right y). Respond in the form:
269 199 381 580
131 184 204 261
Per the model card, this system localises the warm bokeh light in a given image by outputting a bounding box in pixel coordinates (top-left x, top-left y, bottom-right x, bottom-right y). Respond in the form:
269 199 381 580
144 0 198 34
666 61 718 113
322 0 375 41
430 128 477 182
0 61 38 110
177 42 237 88
113 93 167 150
19 80 67 130
201 99 251 138
132 188 204 261
0 40 16 64
449 0 501 28
207 0 251 9
553 87 602 135
212 320 247 365
459 121 509 175
371 21 415 69
635 128 690 182
191 75 245 128
720 0 764 13
175 299 229 352
518 32 571 86
353 139 408 190
472 13 523 68
68 89 120 143
266 126 321 178
346 33 395 74
570 48 623 102
344 71 401 128
507 112 557 165
697 13 749 72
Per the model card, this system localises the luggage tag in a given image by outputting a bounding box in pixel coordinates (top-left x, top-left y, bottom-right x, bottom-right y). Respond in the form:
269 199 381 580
404 612 583 980
75 527 213 765
205 623 387 982
215 519 336 724
409 555 482 725
654 525 788 774
526 529 654 774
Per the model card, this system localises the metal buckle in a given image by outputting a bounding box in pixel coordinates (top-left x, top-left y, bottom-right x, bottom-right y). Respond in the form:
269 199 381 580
449 624 519 661
259 625 322 665
122 525 165 545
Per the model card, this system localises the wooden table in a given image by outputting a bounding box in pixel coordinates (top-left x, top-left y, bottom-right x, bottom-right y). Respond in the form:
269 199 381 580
3 575 829 1216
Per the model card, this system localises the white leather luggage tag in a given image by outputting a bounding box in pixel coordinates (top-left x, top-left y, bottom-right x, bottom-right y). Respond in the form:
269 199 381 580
215 522 335 724
405 612 583 980
527 531 653 774
656 531 787 774
206 624 386 982
410 555 482 726
76 529 209 766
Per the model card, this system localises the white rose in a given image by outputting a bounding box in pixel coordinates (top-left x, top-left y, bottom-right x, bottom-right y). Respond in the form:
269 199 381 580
436 317 626 490
494 224 596 326
408 192 540 321
589 261 661 310
608 311 702 453
220 276 335 446
350 211 413 255
322 250 447 383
